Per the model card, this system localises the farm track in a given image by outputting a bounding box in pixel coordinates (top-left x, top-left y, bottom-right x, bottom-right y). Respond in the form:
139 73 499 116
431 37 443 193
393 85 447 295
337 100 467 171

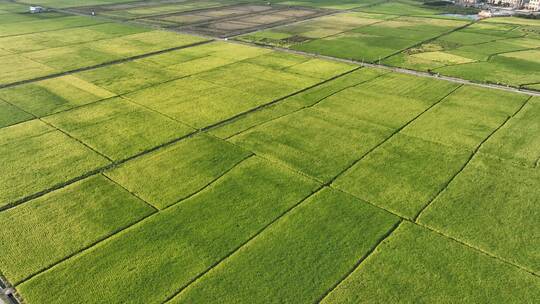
1 6 538 96
229 39 540 96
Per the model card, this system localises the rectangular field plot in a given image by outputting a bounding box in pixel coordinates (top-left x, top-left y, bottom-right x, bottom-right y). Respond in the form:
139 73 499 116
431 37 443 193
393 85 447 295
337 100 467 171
0 100 33 128
125 44 354 129
105 134 252 209
0 175 154 284
137 4 330 38
0 1 30 14
209 67 388 139
0 22 149 54
2 10 540 304
43 97 194 161
125 77 265 129
74 60 180 95
402 85 528 150
139 4 274 26
67 0 226 19
21 0 137 9
358 1 441 15
0 11 69 25
384 19 540 89
0 54 57 86
68 0 330 38
23 31 207 72
237 13 468 62
321 222 540 303
17 157 319 304
229 107 393 182
76 41 269 95
275 0 385 10
236 12 390 47
0 15 105 37
419 155 540 273
228 70 459 182
480 97 540 168
313 72 459 129
0 75 115 117
333 134 470 219
170 188 398 303
0 120 110 209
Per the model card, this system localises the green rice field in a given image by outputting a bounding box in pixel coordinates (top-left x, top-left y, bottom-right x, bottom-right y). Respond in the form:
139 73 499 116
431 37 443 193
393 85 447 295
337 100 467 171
0 0 539 303
237 12 470 62
385 17 540 89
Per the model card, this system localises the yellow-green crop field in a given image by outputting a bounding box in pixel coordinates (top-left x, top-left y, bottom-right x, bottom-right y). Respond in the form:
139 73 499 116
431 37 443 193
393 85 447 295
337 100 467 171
385 17 540 89
0 1 539 303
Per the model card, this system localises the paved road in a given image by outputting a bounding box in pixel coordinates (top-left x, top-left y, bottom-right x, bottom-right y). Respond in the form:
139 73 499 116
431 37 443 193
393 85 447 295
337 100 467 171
17 4 540 98
227 39 540 97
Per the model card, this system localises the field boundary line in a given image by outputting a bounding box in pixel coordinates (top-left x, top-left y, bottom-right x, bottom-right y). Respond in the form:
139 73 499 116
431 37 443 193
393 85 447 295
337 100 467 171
161 185 326 304
232 12 401 51
201 66 362 132
209 133 325 184
122 2 260 22
330 186 404 219
159 153 255 211
0 95 119 130
0 39 212 89
13 155 254 289
224 70 391 140
379 19 476 62
0 23 153 57
413 95 533 221
327 187 540 278
0 19 113 39
171 5 333 39
520 81 540 87
325 84 463 187
485 46 539 61
0 64 366 213
13 205 159 287
429 46 539 73
229 39 540 96
12 1 539 97
315 220 403 303
329 186 540 277
417 222 539 277
101 174 158 212
0 128 198 213
40 119 115 162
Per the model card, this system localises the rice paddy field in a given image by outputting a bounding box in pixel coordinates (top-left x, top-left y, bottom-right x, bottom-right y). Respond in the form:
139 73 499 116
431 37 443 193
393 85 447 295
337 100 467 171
1 0 539 303
237 12 471 62
385 17 540 89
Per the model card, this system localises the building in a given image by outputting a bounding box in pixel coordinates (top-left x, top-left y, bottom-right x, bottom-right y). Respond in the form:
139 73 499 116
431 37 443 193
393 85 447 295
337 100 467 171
456 0 479 6
486 0 525 8
526 0 540 10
